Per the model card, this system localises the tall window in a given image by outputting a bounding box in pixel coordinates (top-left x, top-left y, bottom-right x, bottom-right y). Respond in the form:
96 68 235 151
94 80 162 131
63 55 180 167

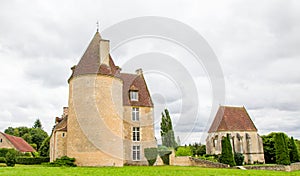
130 91 138 101
132 107 139 121
133 127 140 141
0 138 2 143
132 145 140 161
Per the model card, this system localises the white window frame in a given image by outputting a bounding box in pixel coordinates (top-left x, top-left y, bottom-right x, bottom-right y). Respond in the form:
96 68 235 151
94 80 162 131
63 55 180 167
132 145 141 161
130 91 138 101
132 127 140 142
132 107 139 121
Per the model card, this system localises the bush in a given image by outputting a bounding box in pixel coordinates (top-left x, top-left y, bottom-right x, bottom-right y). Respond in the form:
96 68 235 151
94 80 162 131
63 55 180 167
5 150 17 167
275 133 290 165
234 153 244 166
176 146 192 156
144 148 158 166
48 156 76 167
0 157 6 163
15 157 50 165
219 134 236 167
158 146 172 165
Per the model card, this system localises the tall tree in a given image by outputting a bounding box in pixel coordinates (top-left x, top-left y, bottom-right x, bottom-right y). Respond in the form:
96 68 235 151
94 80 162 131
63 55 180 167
39 136 50 157
275 133 290 165
289 137 299 163
262 133 277 163
33 119 42 128
160 108 177 148
219 134 236 166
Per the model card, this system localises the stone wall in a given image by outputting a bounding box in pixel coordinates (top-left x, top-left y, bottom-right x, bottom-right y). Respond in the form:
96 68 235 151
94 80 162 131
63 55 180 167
244 162 300 172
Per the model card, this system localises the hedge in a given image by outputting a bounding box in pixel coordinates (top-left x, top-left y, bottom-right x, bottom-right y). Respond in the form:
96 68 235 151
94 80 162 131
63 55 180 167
15 157 50 165
0 157 6 163
144 148 158 166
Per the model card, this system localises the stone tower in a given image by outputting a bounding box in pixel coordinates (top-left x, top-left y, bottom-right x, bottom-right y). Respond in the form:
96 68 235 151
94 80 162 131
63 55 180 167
50 31 157 166
67 32 124 166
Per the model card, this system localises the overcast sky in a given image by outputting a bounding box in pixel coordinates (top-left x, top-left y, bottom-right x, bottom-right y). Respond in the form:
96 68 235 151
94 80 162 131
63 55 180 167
0 0 299 144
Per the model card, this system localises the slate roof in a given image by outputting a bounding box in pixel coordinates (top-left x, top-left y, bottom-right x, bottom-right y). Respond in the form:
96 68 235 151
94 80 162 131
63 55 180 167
208 106 257 133
69 31 153 107
0 132 36 152
71 32 118 78
119 73 153 107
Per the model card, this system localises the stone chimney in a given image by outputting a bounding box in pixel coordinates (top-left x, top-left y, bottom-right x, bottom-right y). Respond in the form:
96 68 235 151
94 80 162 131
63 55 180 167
135 68 143 75
62 107 69 118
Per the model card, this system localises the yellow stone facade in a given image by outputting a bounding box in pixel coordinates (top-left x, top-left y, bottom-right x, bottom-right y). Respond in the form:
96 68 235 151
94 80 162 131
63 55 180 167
50 31 156 166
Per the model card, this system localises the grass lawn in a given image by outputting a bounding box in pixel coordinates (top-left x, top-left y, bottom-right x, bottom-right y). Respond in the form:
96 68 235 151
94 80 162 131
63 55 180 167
0 165 299 176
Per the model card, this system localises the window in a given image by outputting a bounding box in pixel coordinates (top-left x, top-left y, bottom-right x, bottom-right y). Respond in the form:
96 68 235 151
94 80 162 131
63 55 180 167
133 127 140 141
130 91 138 101
62 133 65 137
132 107 139 121
0 138 2 143
132 145 140 161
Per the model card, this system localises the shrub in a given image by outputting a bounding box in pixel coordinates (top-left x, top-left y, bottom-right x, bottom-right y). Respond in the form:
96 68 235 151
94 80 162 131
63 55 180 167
176 146 192 156
234 153 244 166
48 156 76 167
158 146 172 165
5 150 17 167
0 157 6 163
289 137 299 163
219 134 236 167
144 148 158 166
275 133 290 165
15 157 50 165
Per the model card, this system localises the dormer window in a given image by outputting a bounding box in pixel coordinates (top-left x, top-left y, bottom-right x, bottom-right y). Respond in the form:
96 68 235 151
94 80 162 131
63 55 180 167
130 91 138 101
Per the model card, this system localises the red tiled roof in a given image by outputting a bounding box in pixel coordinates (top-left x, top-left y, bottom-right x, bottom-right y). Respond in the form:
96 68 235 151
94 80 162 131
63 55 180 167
119 73 153 107
1 132 36 152
208 106 257 133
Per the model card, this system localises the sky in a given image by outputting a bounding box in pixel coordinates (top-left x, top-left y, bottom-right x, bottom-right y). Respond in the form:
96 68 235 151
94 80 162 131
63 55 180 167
0 0 299 144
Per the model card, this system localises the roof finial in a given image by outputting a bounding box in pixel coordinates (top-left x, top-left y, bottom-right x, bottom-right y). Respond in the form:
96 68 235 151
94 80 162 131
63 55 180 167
96 21 99 32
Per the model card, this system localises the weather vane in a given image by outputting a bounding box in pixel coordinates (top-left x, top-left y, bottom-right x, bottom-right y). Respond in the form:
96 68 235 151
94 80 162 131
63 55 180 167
96 21 99 32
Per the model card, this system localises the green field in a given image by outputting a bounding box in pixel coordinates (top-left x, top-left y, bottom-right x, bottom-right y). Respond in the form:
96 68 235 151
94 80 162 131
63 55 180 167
0 165 299 176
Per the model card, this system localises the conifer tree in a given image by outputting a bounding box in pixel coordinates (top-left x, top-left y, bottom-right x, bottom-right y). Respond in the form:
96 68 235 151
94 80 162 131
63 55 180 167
289 137 299 163
275 133 290 165
160 109 177 148
219 134 236 166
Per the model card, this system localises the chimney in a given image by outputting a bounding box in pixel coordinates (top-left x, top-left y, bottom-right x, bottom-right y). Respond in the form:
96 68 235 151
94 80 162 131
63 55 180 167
62 107 69 118
135 68 143 75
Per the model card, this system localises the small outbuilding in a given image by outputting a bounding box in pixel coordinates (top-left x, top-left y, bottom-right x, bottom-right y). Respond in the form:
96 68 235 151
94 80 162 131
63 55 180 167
206 106 265 164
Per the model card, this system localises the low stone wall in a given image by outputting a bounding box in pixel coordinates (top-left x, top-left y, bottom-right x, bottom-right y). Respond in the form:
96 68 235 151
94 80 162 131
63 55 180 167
244 165 286 171
290 162 300 171
169 155 229 168
244 162 300 172
189 157 229 168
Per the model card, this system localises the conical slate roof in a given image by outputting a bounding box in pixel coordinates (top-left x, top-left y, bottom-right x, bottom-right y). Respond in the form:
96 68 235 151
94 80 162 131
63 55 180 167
72 32 118 77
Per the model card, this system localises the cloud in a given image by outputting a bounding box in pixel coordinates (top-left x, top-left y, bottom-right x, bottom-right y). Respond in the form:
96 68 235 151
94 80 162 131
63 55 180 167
0 0 299 144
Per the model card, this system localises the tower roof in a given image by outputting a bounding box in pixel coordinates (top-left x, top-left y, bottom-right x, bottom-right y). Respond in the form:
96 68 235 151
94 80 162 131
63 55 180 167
71 32 118 78
208 106 257 133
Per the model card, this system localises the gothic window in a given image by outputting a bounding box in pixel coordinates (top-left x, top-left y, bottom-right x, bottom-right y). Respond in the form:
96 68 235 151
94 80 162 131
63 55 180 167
133 127 140 141
130 91 138 101
132 107 139 121
132 145 141 161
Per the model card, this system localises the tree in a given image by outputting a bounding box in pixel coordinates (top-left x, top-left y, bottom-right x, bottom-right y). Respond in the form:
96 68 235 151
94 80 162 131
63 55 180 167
275 133 290 165
39 136 50 157
30 128 48 150
219 134 236 166
289 137 299 163
262 133 276 163
160 109 177 148
33 119 42 129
